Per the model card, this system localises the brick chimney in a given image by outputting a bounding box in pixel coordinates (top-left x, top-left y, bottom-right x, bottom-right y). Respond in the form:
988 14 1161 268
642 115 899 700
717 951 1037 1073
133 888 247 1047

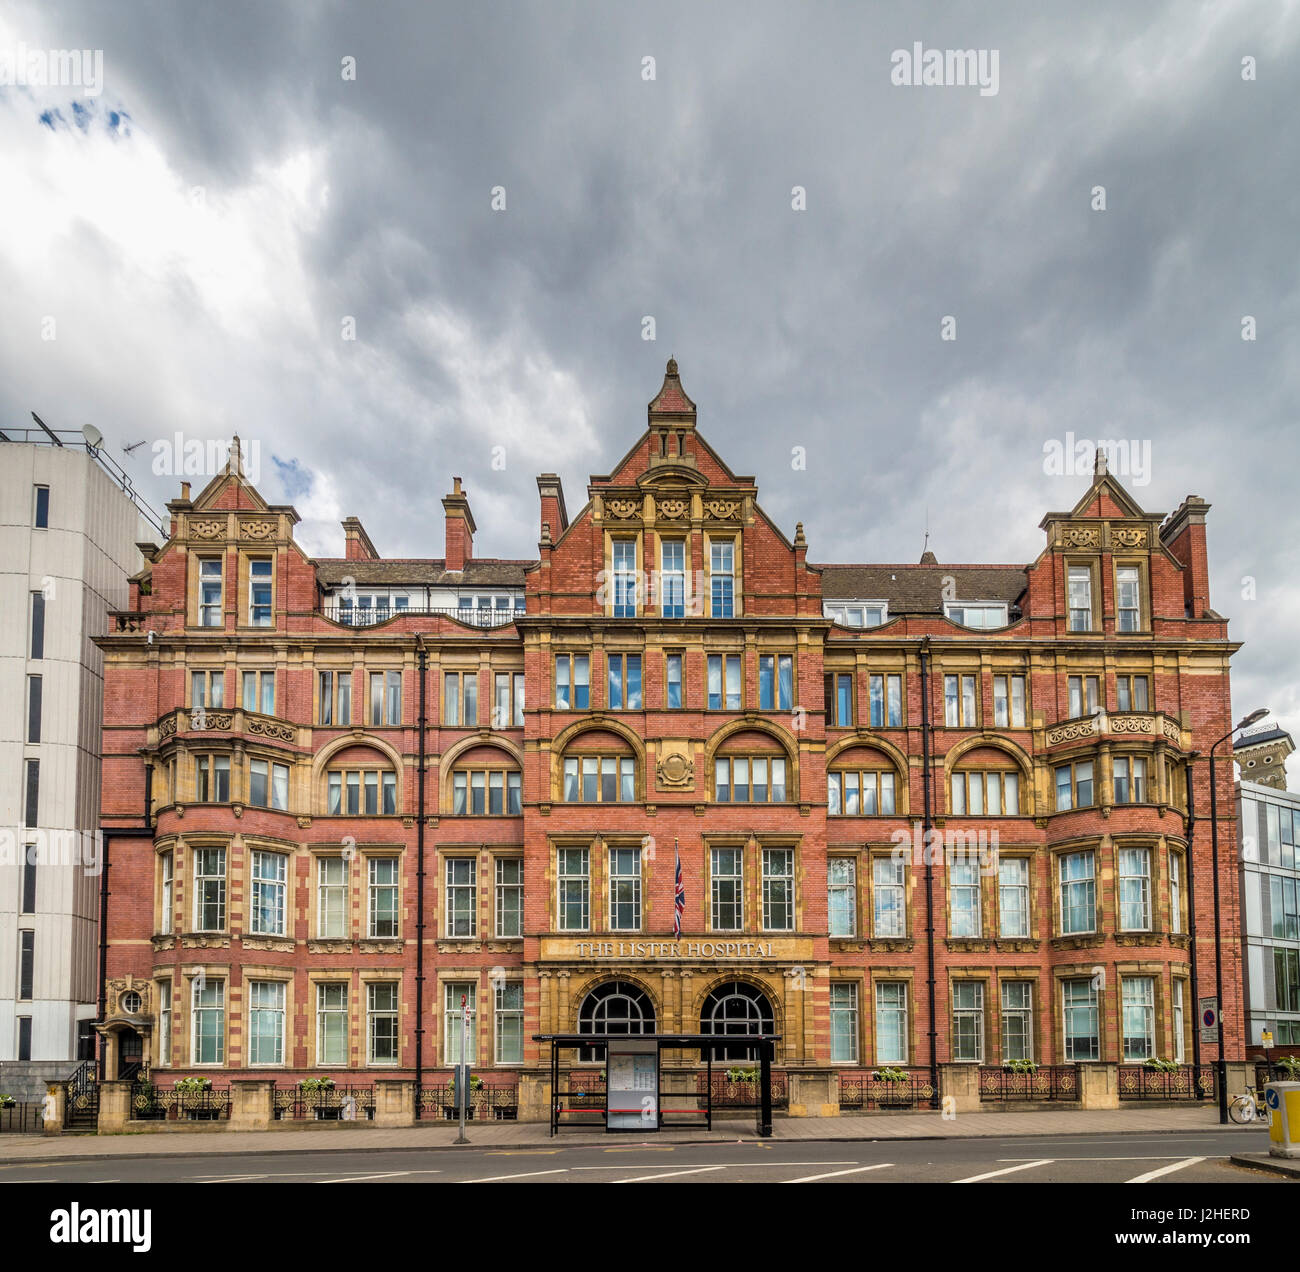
443 477 476 572
342 517 379 562
1160 496 1211 618
536 473 568 543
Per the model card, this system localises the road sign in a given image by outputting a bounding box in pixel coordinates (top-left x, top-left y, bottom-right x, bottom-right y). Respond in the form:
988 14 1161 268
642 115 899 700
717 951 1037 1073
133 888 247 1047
1262 1029 1274 1048
1199 997 1219 1044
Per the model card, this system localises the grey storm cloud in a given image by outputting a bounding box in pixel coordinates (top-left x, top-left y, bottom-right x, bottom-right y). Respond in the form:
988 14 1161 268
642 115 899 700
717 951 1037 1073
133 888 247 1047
2 0 1298 739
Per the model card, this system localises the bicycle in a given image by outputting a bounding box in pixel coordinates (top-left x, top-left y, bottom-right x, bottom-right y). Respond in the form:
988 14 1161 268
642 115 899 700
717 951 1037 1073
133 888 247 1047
1227 1087 1272 1125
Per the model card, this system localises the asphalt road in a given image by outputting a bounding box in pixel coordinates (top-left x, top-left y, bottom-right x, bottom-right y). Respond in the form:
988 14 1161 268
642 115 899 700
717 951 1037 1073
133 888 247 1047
1 1126 1287 1184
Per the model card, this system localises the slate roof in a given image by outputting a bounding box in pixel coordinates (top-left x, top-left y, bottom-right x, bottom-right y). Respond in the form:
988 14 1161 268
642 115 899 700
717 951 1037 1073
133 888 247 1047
315 559 533 588
816 564 1029 615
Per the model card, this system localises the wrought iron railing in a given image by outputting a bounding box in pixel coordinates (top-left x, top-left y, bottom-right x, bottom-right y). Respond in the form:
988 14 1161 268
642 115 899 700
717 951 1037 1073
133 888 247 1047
0 1102 45 1134
1117 1064 1216 1101
837 1068 940 1111
978 1065 1081 1102
273 1084 375 1121
65 1059 99 1128
418 1080 520 1121
694 1071 789 1109
130 1081 231 1120
1255 1061 1300 1089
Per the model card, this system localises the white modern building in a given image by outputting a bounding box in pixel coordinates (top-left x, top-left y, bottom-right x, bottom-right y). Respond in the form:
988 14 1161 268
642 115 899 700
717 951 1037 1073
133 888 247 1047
0 428 160 1077
1236 729 1300 1052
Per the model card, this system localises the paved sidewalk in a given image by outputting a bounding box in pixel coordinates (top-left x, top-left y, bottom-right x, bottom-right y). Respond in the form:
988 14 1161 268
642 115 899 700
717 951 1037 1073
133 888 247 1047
0 1105 1262 1164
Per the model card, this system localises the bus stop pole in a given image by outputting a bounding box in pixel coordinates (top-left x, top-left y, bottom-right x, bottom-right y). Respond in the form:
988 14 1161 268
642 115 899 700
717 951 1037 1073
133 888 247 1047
759 1038 773 1138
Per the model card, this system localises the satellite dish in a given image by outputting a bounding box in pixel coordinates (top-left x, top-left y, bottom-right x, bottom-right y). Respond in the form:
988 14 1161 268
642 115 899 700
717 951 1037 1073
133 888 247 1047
82 424 103 449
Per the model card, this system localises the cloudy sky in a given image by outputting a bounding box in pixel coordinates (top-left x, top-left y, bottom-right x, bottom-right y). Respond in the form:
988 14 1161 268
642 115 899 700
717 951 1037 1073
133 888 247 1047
3 0 1298 750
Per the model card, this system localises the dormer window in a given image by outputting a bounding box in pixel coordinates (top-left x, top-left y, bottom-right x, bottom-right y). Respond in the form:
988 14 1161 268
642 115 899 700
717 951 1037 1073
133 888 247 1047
824 601 887 628
944 602 1007 629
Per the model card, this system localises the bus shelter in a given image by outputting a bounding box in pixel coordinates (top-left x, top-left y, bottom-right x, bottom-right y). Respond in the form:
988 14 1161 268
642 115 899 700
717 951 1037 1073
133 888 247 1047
534 1032 781 1137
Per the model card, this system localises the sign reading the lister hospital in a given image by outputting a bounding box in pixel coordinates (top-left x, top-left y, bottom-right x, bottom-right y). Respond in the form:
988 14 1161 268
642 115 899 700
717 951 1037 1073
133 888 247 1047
541 937 815 962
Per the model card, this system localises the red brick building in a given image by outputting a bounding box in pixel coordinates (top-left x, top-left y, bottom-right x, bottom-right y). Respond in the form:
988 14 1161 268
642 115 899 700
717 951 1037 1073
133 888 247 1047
95 359 1243 1114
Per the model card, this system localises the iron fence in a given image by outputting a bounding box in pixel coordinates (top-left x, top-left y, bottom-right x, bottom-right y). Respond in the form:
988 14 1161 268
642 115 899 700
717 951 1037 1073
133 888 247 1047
0 1102 45 1134
1255 1061 1300 1089
130 1082 231 1120
1117 1064 1216 1101
273 1084 376 1121
978 1066 1081 1103
323 604 519 629
418 1080 520 1120
838 1068 939 1111
694 1071 789 1109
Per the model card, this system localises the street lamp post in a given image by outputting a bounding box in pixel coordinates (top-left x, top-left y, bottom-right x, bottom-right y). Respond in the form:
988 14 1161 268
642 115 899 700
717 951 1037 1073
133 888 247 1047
1207 707 1269 1124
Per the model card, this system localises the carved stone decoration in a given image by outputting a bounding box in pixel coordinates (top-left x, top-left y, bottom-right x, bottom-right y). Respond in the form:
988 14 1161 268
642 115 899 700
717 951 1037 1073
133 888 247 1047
158 715 177 741
657 752 695 788
151 936 176 952
308 940 352 954
360 939 405 954
1046 719 1098 745
1060 524 1101 548
240 519 276 539
192 710 234 731
1111 526 1148 549
1161 718 1182 744
240 937 296 953
190 520 224 539
703 498 741 520
180 935 231 949
247 716 295 743
606 497 641 520
657 498 688 520
1110 714 1154 734
297 816 312 829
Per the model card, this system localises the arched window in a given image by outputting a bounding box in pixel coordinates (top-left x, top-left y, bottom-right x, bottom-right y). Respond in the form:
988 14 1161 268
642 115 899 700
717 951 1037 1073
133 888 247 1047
700 981 775 1061
324 744 398 815
449 744 521 815
950 747 1022 816
561 730 637 803
828 746 898 816
577 981 655 1061
713 730 790 804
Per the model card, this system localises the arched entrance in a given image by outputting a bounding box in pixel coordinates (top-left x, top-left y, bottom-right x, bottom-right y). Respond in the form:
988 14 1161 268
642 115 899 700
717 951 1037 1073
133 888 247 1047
700 981 776 1061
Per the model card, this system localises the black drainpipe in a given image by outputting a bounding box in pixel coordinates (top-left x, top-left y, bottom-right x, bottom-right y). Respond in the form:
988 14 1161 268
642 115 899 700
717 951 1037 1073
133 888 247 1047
96 830 112 1081
919 640 938 1104
1184 753 1201 1071
415 636 428 1115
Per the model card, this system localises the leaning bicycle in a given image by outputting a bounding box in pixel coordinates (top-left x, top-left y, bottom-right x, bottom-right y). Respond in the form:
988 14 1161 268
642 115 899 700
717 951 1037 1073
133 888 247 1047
1227 1086 1273 1125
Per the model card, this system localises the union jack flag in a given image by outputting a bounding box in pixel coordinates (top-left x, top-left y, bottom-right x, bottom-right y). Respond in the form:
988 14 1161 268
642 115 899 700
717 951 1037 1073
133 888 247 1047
673 840 685 938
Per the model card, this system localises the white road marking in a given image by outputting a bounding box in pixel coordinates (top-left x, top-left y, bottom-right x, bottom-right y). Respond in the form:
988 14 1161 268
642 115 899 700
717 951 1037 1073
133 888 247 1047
318 1171 416 1183
785 1163 893 1183
613 1165 726 1183
573 1161 860 1170
465 1168 569 1182
1126 1157 1206 1183
955 1159 1054 1183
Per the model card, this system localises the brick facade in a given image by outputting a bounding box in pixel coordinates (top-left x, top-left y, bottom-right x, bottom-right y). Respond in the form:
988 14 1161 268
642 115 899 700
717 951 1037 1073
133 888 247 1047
95 360 1244 1096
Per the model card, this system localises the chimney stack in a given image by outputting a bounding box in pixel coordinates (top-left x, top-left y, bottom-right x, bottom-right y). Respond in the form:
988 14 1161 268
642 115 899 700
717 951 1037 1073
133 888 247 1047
443 476 476 572
341 517 379 562
536 473 568 543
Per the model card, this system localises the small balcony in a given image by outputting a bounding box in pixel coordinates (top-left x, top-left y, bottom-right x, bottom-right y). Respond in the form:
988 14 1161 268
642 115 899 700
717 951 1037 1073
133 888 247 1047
1043 710 1183 750
321 602 520 629
155 706 298 746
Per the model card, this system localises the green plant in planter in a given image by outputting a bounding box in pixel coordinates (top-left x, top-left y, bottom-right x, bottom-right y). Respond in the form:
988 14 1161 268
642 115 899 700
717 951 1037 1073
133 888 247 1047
174 1077 212 1093
1275 1055 1300 1079
0 1094 16 1109
1142 1057 1181 1072
445 1075 484 1091
872 1067 909 1084
1004 1059 1038 1073
299 1077 336 1092
725 1068 759 1083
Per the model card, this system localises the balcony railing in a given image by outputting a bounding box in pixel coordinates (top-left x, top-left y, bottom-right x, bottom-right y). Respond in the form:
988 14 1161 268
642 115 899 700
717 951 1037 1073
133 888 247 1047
1117 1064 1215 1101
1045 711 1183 748
979 1065 1080 1102
323 603 521 629
156 706 295 744
130 1081 232 1121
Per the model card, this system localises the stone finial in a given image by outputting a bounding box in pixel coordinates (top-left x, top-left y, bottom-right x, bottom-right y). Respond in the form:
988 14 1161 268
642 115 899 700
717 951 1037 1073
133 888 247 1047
1094 446 1108 477
541 520 552 546
794 521 807 550
228 434 244 478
